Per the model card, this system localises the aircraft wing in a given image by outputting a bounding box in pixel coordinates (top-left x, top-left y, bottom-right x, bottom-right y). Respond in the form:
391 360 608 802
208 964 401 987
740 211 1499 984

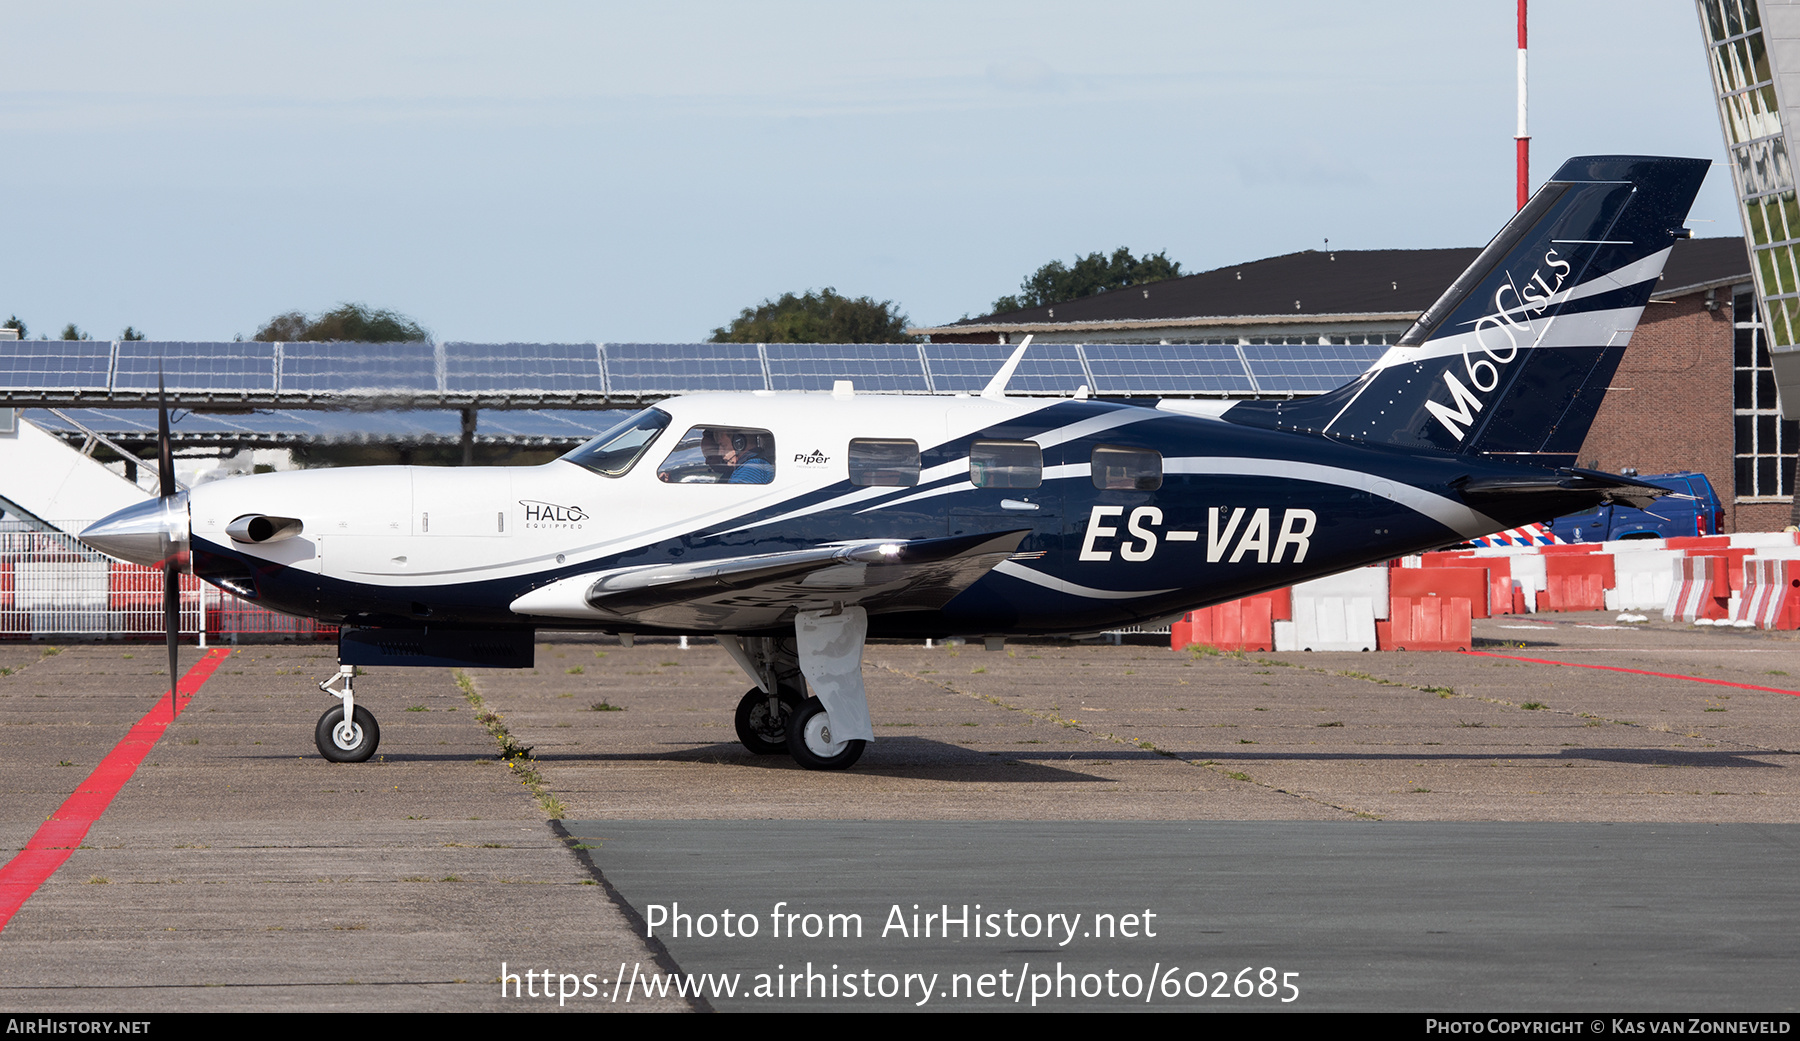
509 529 1028 631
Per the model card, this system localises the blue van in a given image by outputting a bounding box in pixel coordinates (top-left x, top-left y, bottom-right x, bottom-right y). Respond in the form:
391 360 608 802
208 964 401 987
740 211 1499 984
1547 471 1724 543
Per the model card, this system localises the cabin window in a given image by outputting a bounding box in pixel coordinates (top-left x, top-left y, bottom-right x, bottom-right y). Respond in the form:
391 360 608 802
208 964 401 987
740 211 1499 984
1092 445 1162 490
561 407 670 477
849 439 920 487
969 440 1041 489
656 426 777 484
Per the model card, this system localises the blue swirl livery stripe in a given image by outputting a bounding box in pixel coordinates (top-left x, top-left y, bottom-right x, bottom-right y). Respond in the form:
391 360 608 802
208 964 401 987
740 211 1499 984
1163 456 1499 537
991 560 1177 600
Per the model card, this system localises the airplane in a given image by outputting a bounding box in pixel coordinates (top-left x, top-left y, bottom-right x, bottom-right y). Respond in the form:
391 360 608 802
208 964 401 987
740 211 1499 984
80 155 1710 771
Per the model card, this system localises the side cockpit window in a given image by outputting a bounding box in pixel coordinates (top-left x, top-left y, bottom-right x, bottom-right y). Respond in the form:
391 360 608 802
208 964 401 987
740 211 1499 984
849 439 920 487
561 407 670 477
969 440 1041 489
657 426 777 484
1092 445 1162 490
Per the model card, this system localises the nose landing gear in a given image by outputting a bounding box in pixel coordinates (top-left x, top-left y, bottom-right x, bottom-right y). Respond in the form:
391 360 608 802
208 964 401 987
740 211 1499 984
316 665 380 762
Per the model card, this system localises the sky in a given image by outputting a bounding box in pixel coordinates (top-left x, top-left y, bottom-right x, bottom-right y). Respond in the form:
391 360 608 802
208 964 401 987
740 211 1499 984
0 2 1739 344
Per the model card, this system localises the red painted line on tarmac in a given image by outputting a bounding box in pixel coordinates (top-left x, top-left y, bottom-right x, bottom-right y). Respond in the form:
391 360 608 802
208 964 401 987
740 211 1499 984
0 647 231 932
1462 649 1800 697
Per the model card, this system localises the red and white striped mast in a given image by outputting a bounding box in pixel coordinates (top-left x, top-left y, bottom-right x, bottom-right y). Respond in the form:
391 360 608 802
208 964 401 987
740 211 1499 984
1516 0 1530 210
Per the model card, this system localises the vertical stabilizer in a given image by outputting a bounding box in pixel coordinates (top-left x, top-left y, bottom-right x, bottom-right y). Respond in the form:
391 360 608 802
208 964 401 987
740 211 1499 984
1226 156 1710 466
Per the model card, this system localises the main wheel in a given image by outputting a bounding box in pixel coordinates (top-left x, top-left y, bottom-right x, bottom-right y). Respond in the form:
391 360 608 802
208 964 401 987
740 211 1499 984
786 696 865 771
734 686 802 755
315 704 381 763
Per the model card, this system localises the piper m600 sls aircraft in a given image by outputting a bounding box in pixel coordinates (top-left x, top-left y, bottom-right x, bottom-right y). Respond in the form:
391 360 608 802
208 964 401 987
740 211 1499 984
82 156 1709 769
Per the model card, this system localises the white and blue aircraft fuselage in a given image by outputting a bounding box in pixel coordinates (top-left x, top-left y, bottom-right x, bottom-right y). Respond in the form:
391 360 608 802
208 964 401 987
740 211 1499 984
82 155 1712 769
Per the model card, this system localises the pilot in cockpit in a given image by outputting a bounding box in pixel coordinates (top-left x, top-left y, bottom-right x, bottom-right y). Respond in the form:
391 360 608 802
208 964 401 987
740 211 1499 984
704 428 774 484
657 426 776 484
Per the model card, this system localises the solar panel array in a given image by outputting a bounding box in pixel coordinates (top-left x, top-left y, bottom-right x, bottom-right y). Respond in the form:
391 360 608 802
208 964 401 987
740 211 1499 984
764 343 932 393
0 340 111 390
923 342 1090 395
0 339 1391 405
1244 343 1387 393
445 343 605 394
112 341 278 394
605 343 766 394
281 341 436 394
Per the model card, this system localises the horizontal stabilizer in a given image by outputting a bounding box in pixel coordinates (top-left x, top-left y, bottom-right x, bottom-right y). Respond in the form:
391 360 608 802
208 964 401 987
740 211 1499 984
1455 468 1671 511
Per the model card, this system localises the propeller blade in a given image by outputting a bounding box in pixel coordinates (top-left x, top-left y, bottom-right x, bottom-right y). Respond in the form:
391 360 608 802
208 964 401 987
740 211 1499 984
157 371 175 499
165 561 179 721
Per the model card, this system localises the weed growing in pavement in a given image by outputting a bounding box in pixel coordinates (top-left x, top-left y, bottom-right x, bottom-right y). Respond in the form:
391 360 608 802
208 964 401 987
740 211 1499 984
454 669 564 819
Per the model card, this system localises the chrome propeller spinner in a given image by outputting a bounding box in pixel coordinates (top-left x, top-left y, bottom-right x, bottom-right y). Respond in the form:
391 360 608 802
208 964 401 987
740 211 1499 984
80 491 190 570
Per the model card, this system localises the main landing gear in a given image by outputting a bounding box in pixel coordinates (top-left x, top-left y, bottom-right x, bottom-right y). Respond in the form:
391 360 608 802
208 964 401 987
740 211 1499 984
788 696 863 770
723 606 873 770
734 685 803 755
317 665 381 762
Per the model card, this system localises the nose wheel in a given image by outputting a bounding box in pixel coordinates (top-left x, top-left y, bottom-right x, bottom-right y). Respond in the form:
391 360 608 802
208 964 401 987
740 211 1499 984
315 704 381 762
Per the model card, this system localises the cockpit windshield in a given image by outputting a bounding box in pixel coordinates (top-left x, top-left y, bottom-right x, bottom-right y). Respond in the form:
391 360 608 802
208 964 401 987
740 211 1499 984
560 407 671 477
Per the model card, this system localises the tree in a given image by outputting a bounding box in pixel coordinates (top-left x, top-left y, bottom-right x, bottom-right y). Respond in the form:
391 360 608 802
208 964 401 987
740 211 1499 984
253 303 429 342
2 316 23 339
990 247 1183 315
121 326 146 341
710 288 912 343
255 311 311 341
60 323 89 341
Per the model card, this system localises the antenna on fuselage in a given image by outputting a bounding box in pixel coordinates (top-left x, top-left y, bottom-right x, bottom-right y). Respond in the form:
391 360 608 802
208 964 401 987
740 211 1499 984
980 334 1034 400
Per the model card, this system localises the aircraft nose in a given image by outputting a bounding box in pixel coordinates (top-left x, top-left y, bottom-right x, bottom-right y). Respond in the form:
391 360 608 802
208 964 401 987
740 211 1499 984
81 492 190 569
